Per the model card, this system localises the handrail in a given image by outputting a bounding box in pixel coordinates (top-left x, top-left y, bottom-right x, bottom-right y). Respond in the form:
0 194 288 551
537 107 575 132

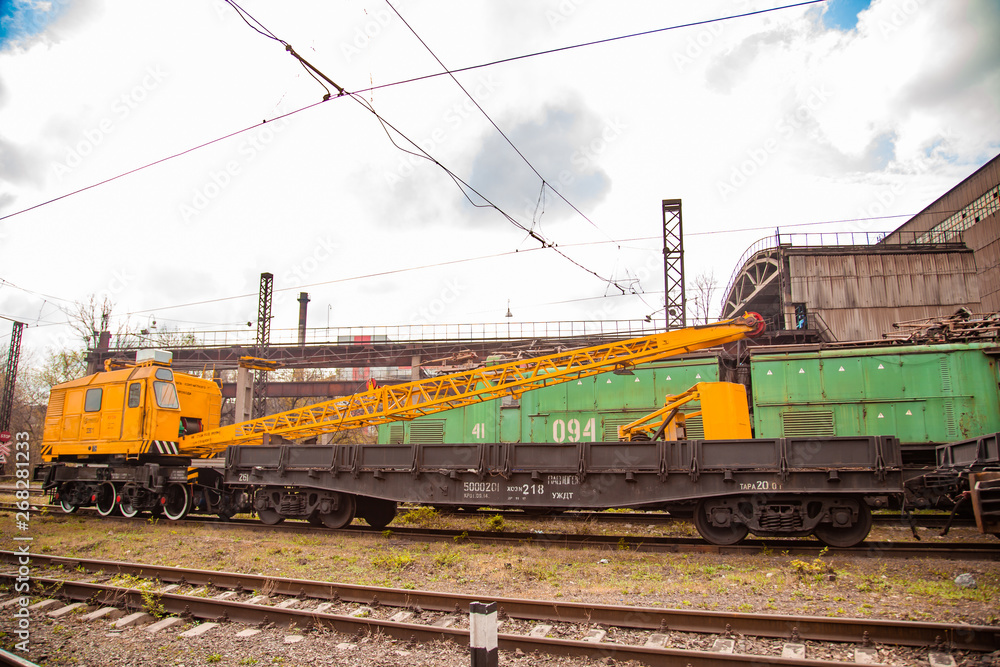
720 230 966 313
108 320 671 352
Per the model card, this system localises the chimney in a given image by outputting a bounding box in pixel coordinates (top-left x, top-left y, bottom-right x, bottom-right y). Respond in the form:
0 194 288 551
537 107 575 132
297 292 310 346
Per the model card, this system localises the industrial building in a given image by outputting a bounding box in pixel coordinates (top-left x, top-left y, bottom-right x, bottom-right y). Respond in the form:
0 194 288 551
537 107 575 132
721 154 999 342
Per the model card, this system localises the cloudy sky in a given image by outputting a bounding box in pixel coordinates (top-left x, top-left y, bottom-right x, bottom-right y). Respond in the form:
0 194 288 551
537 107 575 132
1 0 998 358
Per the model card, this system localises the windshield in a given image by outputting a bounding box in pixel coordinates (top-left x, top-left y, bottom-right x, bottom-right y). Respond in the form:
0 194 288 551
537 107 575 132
153 381 179 409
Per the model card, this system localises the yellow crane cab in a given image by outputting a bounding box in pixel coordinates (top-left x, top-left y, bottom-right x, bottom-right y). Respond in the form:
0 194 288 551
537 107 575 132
41 350 222 462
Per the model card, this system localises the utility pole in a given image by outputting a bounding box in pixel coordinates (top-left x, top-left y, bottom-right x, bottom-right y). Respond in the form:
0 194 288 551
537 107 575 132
0 320 25 433
662 199 686 330
251 273 274 420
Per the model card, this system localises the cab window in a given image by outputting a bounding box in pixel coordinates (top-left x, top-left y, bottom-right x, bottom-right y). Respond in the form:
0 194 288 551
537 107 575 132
84 388 103 412
155 368 173 381
127 382 142 408
153 381 179 409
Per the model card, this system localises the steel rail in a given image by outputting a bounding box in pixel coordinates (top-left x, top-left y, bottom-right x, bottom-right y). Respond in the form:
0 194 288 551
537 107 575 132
1 575 867 667
4 504 996 560
3 552 997 652
471 508 973 529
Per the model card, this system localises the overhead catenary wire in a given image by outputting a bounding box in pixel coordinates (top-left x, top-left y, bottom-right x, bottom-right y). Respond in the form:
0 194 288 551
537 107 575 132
3 211 924 332
384 0 617 245
0 0 827 226
222 1 634 295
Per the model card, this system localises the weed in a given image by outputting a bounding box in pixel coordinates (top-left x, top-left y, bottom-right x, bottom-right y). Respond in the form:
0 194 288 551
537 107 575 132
485 515 505 532
398 506 440 527
142 590 167 619
239 659 258 666
207 654 222 664
433 550 461 567
372 551 415 572
789 548 833 580
382 529 393 539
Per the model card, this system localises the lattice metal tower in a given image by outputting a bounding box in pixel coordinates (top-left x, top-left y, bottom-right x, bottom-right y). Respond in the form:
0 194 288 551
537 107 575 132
251 272 274 420
662 199 686 330
0 321 25 432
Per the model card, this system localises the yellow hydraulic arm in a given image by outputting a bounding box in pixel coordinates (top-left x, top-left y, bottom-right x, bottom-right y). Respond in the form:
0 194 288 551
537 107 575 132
179 313 764 458
617 381 752 442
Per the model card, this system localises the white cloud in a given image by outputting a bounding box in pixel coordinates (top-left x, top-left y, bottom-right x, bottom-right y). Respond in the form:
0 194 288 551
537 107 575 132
0 0 997 355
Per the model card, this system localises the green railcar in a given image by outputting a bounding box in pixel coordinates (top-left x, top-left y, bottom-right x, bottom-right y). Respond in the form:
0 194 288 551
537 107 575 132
377 355 727 445
750 342 1000 461
378 341 999 462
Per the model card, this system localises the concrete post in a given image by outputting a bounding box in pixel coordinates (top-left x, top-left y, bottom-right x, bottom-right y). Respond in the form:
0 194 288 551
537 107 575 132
469 601 498 667
234 366 253 424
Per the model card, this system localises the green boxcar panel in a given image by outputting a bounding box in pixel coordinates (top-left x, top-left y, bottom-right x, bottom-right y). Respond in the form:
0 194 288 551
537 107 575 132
751 342 1000 445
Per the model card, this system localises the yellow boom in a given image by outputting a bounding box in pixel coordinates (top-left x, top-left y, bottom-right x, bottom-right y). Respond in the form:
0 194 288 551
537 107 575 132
179 314 764 458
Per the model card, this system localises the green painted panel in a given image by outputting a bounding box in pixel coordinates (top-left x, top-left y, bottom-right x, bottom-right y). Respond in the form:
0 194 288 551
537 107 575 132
752 343 1000 444
499 404 521 442
820 357 864 400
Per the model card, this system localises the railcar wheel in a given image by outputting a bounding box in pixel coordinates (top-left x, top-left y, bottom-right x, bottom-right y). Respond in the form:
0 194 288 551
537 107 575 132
693 499 749 546
357 497 396 528
161 483 191 521
319 494 356 529
257 509 285 525
95 482 119 517
119 497 141 518
58 498 78 514
814 502 872 548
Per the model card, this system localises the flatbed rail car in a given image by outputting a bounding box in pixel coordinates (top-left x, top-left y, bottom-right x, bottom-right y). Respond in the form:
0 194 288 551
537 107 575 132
224 434 904 547
906 432 1000 537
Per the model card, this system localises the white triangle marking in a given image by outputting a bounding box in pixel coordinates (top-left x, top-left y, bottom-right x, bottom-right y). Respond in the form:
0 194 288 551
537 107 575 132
905 409 912 416
877 363 885 370
767 370 773 376
877 413 885 419
665 375 672 381
839 366 845 372
634 377 640 382
798 368 805 374
695 373 702 379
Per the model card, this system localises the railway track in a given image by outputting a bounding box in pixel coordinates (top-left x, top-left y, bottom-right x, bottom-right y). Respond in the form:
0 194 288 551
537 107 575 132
1 552 996 666
467 507 974 530
3 502 997 560
0 487 974 527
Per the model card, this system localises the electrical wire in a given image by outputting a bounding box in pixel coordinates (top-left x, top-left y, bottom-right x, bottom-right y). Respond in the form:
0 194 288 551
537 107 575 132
0 101 327 224
350 1 827 98
218 0 633 293
385 0 617 244
0 0 825 228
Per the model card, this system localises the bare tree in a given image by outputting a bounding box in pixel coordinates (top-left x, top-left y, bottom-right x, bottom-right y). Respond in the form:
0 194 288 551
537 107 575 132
70 294 139 350
688 270 719 325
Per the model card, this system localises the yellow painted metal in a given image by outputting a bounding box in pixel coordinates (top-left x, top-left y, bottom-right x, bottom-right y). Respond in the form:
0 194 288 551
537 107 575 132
238 356 282 371
618 381 752 441
179 315 763 457
41 364 222 461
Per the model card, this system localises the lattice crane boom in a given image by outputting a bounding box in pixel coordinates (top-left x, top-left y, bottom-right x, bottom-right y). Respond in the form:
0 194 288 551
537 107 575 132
178 314 764 458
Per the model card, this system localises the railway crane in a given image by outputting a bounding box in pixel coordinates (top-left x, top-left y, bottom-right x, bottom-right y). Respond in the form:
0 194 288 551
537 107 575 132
37 314 765 526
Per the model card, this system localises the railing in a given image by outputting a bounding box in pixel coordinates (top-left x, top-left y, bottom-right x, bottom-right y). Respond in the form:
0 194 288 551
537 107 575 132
721 230 966 314
112 320 669 351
